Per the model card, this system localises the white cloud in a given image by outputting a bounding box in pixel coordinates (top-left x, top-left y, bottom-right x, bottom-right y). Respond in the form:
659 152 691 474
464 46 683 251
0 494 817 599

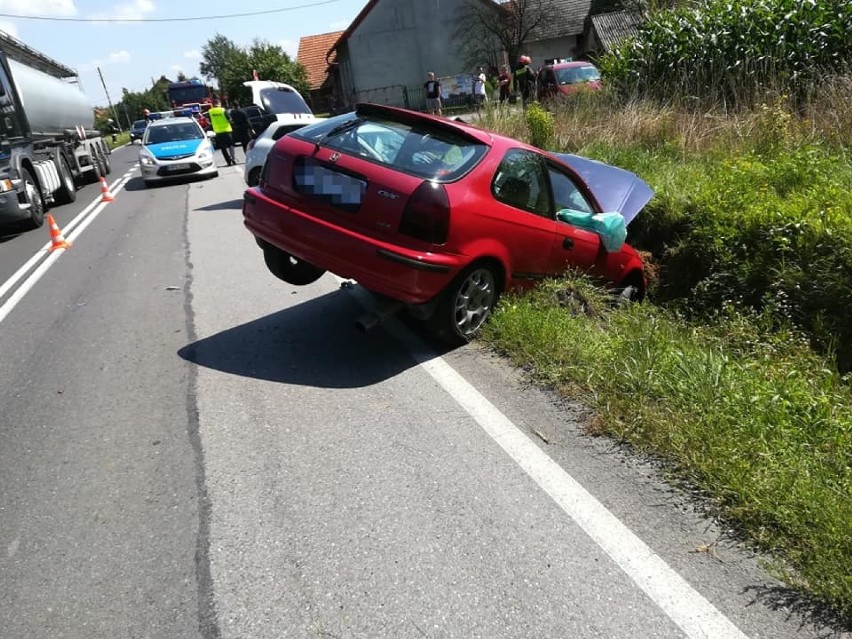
89 0 155 21
183 49 200 60
0 20 19 37
0 1 76 16
107 50 131 63
278 38 298 58
81 49 131 70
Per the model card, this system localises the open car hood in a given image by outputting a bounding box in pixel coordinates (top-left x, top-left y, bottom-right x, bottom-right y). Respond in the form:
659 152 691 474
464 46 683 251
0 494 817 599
554 153 654 225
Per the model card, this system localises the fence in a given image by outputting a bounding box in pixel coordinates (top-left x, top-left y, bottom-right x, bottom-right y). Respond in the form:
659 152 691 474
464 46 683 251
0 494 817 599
352 78 479 114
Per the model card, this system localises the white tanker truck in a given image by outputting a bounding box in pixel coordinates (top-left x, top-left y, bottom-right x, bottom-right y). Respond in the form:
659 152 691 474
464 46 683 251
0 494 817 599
0 31 111 232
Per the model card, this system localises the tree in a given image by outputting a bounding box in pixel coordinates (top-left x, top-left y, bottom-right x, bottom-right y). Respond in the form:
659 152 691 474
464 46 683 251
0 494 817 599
455 0 557 71
218 39 310 106
199 33 240 90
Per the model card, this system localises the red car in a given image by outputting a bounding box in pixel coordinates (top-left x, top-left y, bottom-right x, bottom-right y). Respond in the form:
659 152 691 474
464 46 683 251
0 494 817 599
537 61 602 101
242 103 652 343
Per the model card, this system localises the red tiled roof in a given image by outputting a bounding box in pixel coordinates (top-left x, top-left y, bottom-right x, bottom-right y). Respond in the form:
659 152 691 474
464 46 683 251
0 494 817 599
297 30 344 90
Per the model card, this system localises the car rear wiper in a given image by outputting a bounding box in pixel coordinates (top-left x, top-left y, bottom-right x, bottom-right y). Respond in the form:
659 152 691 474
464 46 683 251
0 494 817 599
314 118 363 152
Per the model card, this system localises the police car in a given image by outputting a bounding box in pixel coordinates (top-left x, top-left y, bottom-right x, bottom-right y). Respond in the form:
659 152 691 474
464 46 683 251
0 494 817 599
139 117 218 186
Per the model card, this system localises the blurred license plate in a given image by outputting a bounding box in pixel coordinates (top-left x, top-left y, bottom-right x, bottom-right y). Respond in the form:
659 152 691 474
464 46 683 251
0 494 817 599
169 163 191 171
294 159 366 211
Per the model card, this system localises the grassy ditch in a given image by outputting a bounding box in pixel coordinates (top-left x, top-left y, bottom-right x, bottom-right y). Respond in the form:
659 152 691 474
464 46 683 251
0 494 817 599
482 279 852 618
474 86 852 617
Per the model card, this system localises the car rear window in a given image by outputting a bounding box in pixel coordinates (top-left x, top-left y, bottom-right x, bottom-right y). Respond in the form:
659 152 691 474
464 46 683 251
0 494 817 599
291 113 487 182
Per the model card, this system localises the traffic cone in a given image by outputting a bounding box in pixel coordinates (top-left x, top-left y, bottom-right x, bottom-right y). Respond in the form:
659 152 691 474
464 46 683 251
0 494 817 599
46 214 71 251
99 177 114 202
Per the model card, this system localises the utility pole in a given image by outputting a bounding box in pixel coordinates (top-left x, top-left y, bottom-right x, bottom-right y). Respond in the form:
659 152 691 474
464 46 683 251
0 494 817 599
97 66 123 132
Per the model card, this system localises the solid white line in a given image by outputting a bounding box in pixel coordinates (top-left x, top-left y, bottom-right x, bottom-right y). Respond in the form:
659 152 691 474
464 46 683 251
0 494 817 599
339 279 749 639
0 172 134 325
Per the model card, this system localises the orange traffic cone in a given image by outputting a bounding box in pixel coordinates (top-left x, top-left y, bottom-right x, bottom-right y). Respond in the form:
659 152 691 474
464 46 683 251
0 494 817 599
46 214 71 251
99 177 114 202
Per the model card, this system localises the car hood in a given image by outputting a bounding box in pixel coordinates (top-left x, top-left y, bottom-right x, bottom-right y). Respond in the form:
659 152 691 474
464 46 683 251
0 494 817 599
554 153 654 225
146 139 204 159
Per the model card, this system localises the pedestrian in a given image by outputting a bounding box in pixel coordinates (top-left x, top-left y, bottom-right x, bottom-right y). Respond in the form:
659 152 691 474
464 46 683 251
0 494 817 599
498 64 511 104
472 66 487 111
228 102 254 160
513 55 537 108
423 72 442 116
207 98 235 166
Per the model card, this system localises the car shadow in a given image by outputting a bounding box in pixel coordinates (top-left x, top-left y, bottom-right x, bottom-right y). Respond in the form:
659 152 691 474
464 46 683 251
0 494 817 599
195 199 244 211
178 288 453 389
123 175 217 192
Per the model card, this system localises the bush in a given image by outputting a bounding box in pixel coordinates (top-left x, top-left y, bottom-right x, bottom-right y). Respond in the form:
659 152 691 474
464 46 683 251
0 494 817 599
525 102 555 149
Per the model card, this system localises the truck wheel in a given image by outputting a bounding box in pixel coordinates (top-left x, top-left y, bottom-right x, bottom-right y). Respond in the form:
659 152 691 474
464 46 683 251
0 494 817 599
21 167 46 230
87 152 103 184
54 155 77 205
99 145 112 175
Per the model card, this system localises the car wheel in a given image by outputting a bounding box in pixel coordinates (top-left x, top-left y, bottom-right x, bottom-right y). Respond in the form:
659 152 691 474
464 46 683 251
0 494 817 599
53 154 77 205
20 167 46 230
431 263 500 344
613 272 645 305
247 166 261 187
263 246 325 285
88 150 104 184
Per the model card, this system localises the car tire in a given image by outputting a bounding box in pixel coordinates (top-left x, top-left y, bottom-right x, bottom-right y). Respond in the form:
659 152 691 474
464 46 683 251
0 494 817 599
88 150 103 184
247 166 262 187
613 272 645 305
263 246 325 286
20 167 46 230
53 154 77 205
430 263 500 344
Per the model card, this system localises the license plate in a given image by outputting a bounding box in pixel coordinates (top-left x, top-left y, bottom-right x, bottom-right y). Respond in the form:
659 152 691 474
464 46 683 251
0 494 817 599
294 158 366 212
169 163 191 171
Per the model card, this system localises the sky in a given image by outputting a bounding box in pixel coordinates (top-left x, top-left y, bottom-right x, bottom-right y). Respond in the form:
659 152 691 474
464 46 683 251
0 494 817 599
0 0 368 109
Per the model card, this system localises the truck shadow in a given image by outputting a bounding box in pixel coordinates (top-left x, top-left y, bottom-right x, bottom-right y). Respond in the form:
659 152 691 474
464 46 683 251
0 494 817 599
178 288 453 389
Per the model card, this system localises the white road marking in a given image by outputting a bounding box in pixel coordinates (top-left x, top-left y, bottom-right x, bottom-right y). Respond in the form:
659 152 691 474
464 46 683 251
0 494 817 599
339 278 749 639
0 170 136 325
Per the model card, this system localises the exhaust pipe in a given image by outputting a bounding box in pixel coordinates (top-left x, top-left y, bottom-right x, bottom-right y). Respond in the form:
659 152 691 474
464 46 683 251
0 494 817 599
354 299 403 333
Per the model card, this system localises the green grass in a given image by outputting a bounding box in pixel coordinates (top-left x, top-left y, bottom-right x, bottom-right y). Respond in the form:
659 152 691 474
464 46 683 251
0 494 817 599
106 132 130 150
481 278 852 617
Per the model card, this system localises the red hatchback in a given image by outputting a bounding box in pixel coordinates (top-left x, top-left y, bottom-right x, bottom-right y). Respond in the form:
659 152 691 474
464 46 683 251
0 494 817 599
242 103 652 343
537 61 602 101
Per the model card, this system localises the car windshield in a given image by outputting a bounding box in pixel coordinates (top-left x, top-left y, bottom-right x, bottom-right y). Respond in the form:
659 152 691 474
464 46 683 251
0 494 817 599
555 65 600 85
291 112 488 182
132 120 147 129
145 121 202 145
259 87 312 115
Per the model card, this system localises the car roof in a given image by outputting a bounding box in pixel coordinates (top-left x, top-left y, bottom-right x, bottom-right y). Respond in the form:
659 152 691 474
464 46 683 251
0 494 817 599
548 61 597 70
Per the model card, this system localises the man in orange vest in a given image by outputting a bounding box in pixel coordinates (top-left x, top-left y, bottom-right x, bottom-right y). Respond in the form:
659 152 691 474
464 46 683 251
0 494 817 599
208 99 235 166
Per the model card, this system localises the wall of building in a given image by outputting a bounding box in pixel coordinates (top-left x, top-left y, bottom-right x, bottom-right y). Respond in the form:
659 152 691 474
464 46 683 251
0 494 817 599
524 35 580 68
337 0 486 109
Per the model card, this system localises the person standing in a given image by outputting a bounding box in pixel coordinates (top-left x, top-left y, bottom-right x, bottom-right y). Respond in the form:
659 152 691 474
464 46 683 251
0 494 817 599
472 66 487 111
513 56 537 108
228 102 254 160
498 64 512 104
207 99 235 166
423 72 442 116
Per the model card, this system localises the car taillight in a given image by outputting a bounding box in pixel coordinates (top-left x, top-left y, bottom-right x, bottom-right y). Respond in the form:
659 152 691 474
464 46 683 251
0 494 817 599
246 139 256 151
399 181 450 245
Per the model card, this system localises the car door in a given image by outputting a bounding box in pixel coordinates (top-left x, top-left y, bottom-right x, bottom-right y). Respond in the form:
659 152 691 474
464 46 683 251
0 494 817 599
484 148 561 283
545 161 604 276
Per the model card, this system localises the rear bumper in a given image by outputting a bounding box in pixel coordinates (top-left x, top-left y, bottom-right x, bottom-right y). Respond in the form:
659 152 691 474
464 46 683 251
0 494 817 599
243 187 466 304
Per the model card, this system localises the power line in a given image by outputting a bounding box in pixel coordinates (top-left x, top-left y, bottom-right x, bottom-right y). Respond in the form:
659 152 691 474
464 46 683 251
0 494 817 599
0 0 344 23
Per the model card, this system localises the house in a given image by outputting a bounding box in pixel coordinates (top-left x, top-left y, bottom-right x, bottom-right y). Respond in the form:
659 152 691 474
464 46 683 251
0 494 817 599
296 30 344 113
322 0 606 111
585 10 643 56
521 0 592 65
326 0 499 110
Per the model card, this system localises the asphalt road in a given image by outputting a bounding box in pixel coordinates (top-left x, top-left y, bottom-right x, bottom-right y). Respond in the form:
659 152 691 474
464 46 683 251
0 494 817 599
0 143 847 638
